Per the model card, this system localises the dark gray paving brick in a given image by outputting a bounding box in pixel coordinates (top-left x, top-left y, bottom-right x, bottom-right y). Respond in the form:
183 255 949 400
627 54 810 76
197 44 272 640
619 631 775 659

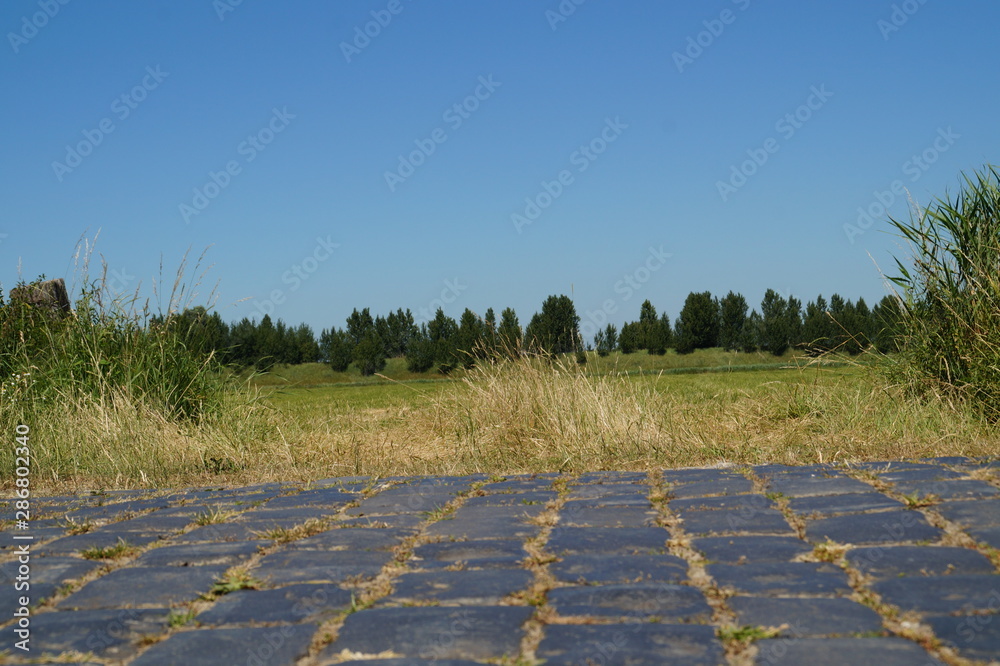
804 510 942 545
329 606 533 661
764 475 872 497
104 512 195 533
935 498 1000 529
130 624 317 666
547 583 712 621
754 637 943 665
385 569 533 605
668 477 754 498
337 513 425 531
878 467 963 482
547 527 669 556
691 536 813 564
346 486 459 517
872 575 1000 614
564 483 647 502
196 583 352 625
171 522 269 543
551 554 688 585
536 623 724 665
925 613 1000 662
36 530 163 556
253 549 391 585
576 471 647 483
560 504 659 528
133 541 261 567
287 526 409 551
425 508 541 541
968 525 1000 549
336 661 485 666
0 555 101 589
679 508 793 536
892 479 1000 501
663 468 742 483
787 492 904 516
707 562 852 597
235 507 339 526
410 539 526 570
846 545 996 579
462 491 555 508
58 565 227 610
480 476 556 492
728 596 884 636
0 608 169 660
260 488 355 509
669 494 773 513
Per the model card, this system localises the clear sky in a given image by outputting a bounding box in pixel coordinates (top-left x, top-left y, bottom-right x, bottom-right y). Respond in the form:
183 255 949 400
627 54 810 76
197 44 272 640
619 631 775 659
3 1 998 341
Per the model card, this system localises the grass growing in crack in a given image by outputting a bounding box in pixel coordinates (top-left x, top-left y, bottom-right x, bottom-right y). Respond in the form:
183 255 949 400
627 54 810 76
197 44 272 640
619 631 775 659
80 538 138 560
63 517 94 535
209 568 262 596
254 518 329 544
719 624 783 644
192 506 237 525
168 607 199 628
901 493 941 508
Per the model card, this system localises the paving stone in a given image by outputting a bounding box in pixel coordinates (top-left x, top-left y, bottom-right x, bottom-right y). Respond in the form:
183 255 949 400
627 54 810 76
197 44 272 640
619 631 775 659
562 494 651 507
462 491 555 508
105 512 195 534
804 510 942 545
707 562 852 597
846 545 996 578
576 471 647 483
679 508 793 536
261 488 355 509
536 623 724 665
691 536 813 564
253 549 391 585
872 575 1000 614
58 565 227 610
130 624 318 666
668 494 774 513
877 467 964 482
764 475 872 497
0 526 67 550
935 498 1000 529
287 526 410 552
0 555 101 589
551 554 688 585
236 507 340 526
925 614 1000 662
346 487 459 517
663 468 741 483
559 505 659 528
0 608 169 660
329 606 533 661
891 479 1000 500
547 527 669 556
425 510 541 541
668 477 754 498
336 661 485 666
548 583 712 621
728 596 884 636
385 569 533 605
36 530 164 556
564 483 647 501
480 476 556 492
967 526 1000 549
787 492 904 516
196 583 352 625
754 637 943 665
410 539 526 569
171 522 269 543
337 513 425 531
133 541 261 567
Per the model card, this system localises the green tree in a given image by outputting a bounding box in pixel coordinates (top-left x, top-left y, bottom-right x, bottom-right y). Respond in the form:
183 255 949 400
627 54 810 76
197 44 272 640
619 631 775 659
320 327 353 372
497 307 521 357
759 289 790 355
638 299 657 351
802 295 833 355
740 310 761 353
405 325 437 372
718 292 748 352
456 308 485 368
428 308 459 373
871 295 903 353
648 313 672 355
353 330 387 376
345 308 375 346
293 323 320 363
594 323 617 357
674 291 719 354
619 321 639 354
527 295 580 355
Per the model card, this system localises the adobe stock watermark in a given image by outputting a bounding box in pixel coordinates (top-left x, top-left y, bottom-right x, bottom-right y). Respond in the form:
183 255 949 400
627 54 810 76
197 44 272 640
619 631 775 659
843 126 959 244
384 75 501 192
414 278 468 326
545 0 590 31
716 84 833 202
340 0 414 63
673 0 752 73
878 0 929 40
179 106 295 224
51 65 169 182
213 0 245 21
253 235 340 318
511 116 628 234
7 0 71 54
579 245 672 342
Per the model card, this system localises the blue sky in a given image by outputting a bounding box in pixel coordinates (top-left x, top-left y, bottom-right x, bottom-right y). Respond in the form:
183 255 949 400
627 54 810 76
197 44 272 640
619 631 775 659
3 1 998 342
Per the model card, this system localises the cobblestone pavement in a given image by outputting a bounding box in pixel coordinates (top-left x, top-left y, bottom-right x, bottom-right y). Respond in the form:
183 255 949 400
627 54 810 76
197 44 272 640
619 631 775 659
2 457 1000 665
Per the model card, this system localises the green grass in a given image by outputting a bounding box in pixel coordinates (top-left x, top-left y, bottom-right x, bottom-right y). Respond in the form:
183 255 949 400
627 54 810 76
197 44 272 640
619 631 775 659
81 538 138 560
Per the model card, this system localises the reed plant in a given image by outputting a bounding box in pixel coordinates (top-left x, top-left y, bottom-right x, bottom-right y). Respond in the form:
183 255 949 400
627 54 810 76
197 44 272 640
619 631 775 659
886 164 1000 421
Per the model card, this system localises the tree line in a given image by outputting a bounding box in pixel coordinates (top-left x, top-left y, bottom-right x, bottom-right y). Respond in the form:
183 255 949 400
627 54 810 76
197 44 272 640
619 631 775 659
164 290 901 376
